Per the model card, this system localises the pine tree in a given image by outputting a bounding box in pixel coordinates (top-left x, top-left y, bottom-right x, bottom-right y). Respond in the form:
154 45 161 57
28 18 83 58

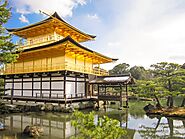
0 0 18 66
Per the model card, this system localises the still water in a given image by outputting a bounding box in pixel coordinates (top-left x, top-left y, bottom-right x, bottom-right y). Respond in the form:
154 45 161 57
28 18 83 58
0 101 185 139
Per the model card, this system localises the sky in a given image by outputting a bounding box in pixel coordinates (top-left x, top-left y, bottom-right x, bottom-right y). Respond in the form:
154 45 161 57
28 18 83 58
5 0 185 69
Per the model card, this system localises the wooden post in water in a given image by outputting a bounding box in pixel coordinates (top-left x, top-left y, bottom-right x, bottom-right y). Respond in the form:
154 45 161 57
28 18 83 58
120 85 123 108
97 84 100 108
64 71 67 107
126 84 128 108
11 89 13 104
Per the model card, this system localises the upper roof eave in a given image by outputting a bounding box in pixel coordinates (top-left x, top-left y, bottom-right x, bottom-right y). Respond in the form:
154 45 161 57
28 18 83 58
6 12 96 39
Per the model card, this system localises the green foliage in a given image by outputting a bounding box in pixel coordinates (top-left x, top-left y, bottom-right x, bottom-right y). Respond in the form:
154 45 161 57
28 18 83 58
129 66 151 80
71 111 126 139
109 63 152 80
151 62 185 94
0 0 18 65
109 63 130 75
133 80 168 98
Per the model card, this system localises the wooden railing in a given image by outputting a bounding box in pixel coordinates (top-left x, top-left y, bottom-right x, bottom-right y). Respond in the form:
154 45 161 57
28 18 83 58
1 62 108 76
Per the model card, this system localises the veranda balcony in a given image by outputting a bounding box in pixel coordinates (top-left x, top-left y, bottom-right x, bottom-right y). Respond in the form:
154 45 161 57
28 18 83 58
0 62 108 76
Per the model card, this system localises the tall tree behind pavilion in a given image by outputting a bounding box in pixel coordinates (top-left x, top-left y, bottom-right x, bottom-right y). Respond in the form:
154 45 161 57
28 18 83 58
150 62 185 108
0 0 18 93
0 0 18 66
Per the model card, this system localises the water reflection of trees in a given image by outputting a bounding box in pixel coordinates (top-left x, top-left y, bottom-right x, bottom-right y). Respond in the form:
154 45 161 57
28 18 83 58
128 101 148 118
138 115 185 138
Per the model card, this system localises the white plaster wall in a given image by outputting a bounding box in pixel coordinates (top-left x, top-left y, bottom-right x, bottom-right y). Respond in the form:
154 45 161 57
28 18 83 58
66 82 75 98
5 82 12 95
51 82 63 89
23 90 32 96
77 82 85 97
42 82 50 89
14 90 21 96
23 82 32 89
14 83 22 89
34 82 40 89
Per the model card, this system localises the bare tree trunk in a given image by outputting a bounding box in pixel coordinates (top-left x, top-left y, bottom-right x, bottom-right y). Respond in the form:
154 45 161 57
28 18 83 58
167 95 173 108
182 120 185 128
181 98 185 107
154 94 162 109
154 117 161 131
167 118 174 138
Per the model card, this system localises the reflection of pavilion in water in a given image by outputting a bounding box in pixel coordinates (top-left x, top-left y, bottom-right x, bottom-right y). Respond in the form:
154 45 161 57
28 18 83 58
0 111 134 139
0 113 76 139
1 111 184 139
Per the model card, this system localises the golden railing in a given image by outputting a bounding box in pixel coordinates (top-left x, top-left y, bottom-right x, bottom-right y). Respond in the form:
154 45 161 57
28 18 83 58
0 62 108 76
19 35 62 49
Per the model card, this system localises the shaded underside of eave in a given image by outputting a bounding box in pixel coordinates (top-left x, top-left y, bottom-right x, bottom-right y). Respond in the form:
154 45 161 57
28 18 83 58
18 36 117 63
6 12 96 39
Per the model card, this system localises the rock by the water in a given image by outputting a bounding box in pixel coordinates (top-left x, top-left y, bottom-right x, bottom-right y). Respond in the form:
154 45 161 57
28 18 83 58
23 125 43 137
45 104 53 111
86 101 94 108
78 102 85 109
53 105 62 112
36 104 45 111
143 104 156 113
66 104 74 113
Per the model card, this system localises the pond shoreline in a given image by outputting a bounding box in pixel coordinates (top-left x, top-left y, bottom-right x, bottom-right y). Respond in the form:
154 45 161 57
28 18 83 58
0 101 95 114
146 107 185 118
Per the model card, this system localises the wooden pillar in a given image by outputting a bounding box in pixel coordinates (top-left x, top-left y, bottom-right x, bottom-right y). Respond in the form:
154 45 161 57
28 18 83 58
75 53 77 70
126 84 128 108
125 108 128 129
10 116 13 132
49 119 51 139
40 75 42 98
63 116 66 139
120 85 123 108
92 84 94 96
97 84 100 108
11 76 14 104
98 63 100 75
84 56 86 72
32 75 34 97
49 73 51 98
21 76 23 96
64 71 67 107
75 75 77 97
84 75 87 98
21 115 23 131
3 78 6 95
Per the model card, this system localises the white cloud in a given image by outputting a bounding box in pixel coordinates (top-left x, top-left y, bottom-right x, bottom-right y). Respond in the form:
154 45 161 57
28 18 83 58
87 14 100 21
11 0 87 17
18 14 29 23
107 42 121 47
94 0 185 68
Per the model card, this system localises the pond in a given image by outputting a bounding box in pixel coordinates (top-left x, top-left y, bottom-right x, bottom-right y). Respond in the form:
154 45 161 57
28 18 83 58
0 101 185 139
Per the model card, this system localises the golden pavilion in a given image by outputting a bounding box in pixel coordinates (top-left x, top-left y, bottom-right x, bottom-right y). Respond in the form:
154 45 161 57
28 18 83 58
1 12 119 102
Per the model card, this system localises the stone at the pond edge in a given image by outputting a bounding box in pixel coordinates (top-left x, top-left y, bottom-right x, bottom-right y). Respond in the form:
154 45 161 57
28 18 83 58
143 103 155 113
45 104 54 111
23 125 44 137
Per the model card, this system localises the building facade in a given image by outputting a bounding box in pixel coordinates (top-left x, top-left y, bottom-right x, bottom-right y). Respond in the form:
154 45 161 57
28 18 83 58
1 12 117 101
